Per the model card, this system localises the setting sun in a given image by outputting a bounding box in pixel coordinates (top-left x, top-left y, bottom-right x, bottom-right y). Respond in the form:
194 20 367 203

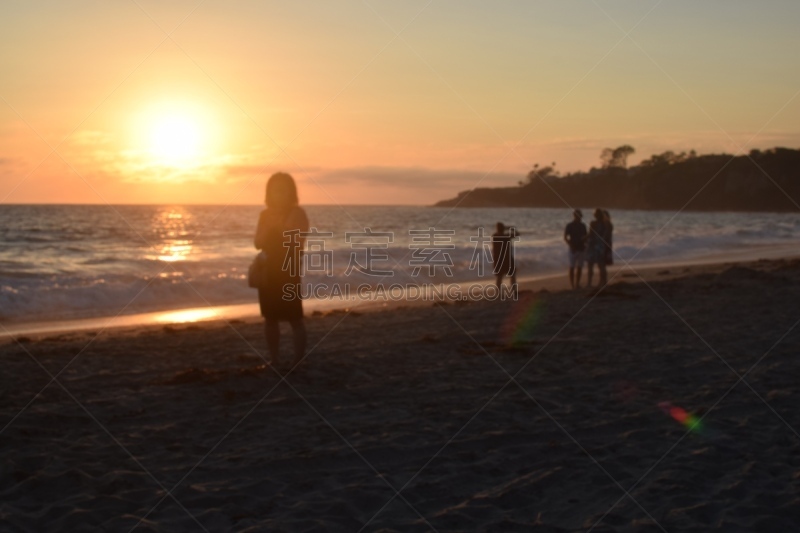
131 101 216 170
150 113 202 164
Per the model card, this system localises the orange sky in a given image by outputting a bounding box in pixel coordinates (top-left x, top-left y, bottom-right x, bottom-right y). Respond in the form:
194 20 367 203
1 1 799 205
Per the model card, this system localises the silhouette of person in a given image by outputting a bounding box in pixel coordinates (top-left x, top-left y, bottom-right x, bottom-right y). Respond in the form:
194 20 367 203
564 209 587 289
254 172 310 367
586 208 608 288
603 210 614 267
492 222 518 296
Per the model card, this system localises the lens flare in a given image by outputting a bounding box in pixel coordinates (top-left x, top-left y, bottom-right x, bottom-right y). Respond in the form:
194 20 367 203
502 293 545 346
659 401 703 433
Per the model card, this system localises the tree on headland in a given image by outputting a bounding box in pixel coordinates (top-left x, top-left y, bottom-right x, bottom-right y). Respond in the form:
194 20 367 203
601 145 635 169
640 149 697 167
525 162 558 185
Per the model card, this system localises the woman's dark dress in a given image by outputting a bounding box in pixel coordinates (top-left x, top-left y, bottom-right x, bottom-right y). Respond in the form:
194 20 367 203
603 222 614 266
587 220 606 265
255 208 304 321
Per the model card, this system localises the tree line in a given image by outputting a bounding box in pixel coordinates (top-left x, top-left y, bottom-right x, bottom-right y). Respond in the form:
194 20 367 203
434 146 800 212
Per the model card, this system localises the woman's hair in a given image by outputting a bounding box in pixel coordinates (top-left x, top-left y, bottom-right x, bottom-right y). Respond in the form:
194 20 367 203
266 172 299 209
594 208 604 220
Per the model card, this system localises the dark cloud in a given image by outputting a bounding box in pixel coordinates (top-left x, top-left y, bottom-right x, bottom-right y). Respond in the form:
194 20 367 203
219 164 522 198
0 157 22 177
215 164 524 204
315 166 521 191
221 163 323 182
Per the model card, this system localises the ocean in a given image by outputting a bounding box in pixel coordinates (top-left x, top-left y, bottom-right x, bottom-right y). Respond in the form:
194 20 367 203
1 204 799 324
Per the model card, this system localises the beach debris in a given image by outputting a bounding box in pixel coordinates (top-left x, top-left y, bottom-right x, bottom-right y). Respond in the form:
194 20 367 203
593 288 641 300
42 334 72 342
238 364 270 377
235 353 262 363
718 265 787 284
459 345 490 356
159 367 228 385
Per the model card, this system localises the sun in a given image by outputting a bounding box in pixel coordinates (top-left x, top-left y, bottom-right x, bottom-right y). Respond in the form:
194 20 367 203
149 112 203 165
131 101 217 169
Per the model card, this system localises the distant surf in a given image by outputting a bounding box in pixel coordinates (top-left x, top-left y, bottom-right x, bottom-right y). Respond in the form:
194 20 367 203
2 204 799 324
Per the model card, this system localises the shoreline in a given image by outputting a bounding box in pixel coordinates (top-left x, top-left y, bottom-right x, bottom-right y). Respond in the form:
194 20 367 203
4 249 799 342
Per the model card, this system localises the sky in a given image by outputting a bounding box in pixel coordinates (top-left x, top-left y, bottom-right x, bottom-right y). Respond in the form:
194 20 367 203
1 0 799 205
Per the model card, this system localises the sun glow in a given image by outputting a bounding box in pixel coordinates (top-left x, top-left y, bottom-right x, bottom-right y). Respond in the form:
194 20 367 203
134 102 216 169
150 114 202 163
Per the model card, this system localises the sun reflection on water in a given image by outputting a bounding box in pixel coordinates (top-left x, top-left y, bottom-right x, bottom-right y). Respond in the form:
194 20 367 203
158 240 192 262
150 208 194 263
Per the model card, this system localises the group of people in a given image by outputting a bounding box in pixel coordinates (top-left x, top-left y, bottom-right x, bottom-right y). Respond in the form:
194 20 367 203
564 208 614 289
490 208 614 294
254 171 615 366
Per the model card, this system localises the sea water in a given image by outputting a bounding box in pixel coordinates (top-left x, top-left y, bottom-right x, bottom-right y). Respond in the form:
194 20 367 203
1 204 799 323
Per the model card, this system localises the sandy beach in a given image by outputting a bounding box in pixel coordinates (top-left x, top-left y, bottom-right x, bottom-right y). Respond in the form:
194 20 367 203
2 257 800 532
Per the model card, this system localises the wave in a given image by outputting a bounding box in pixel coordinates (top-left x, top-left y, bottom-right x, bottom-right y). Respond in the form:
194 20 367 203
2 205 799 322
1 238 793 323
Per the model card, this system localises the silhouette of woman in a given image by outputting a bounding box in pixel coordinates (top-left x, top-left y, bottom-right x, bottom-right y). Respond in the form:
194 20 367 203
586 208 608 288
492 222 518 295
603 210 614 267
254 172 309 367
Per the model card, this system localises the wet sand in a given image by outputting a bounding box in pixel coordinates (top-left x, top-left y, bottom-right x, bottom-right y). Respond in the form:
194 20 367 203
2 257 800 531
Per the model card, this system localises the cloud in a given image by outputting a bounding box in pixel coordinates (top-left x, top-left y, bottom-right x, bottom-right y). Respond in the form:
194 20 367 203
213 164 524 204
313 166 521 191
217 164 523 197
70 130 112 146
220 163 323 183
0 157 22 177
